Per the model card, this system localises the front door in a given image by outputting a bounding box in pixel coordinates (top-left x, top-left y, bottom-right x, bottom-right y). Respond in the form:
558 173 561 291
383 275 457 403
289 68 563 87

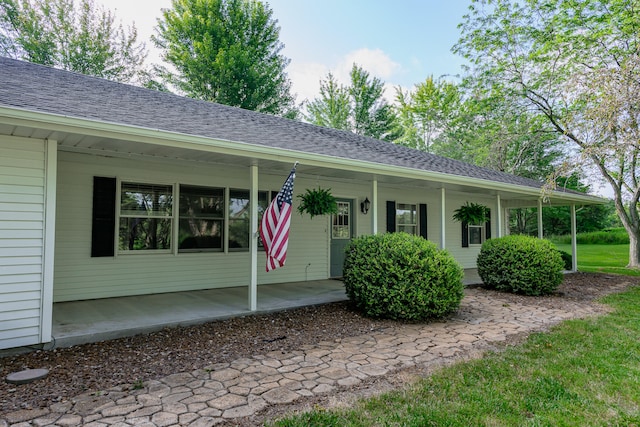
330 199 353 277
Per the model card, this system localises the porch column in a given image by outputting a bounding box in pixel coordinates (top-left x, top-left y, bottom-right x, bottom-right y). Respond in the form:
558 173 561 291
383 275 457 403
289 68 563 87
496 194 502 238
537 199 544 239
41 138 57 343
440 188 446 249
249 165 258 311
504 207 510 235
372 178 378 234
571 203 578 271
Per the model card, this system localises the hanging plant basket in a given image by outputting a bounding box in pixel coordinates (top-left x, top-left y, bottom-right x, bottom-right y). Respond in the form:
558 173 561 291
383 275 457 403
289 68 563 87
452 202 489 225
297 187 338 219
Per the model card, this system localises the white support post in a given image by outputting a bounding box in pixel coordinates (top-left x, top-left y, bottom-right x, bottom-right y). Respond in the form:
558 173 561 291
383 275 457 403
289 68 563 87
496 194 502 238
372 179 378 234
571 204 578 271
249 165 258 311
41 139 57 344
538 199 544 239
504 207 510 235
440 188 446 249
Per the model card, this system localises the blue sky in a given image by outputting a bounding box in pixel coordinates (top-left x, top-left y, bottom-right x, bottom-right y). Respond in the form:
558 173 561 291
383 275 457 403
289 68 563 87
101 0 471 103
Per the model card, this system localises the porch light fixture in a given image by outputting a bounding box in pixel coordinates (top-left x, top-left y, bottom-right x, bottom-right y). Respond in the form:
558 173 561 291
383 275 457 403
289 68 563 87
360 197 370 214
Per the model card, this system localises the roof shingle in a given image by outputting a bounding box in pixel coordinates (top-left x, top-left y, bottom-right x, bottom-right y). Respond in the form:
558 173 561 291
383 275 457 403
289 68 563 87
0 56 546 189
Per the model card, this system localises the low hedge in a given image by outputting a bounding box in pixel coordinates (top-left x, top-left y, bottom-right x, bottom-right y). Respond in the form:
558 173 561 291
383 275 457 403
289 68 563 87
477 235 564 296
557 249 572 270
343 233 464 321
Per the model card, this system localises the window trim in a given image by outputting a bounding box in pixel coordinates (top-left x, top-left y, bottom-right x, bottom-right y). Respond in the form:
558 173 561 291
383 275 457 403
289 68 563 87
116 179 175 255
228 188 251 252
102 178 281 257
396 202 418 236
468 223 484 246
178 184 225 254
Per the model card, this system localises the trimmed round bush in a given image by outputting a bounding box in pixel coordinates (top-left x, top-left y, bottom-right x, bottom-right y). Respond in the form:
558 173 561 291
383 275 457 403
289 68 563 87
557 249 572 270
343 232 464 320
477 235 564 296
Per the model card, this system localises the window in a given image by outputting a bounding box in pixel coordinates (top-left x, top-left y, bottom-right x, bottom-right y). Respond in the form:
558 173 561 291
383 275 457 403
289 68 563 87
229 189 250 250
461 210 491 247
468 224 483 245
119 182 173 251
332 201 351 239
178 185 224 252
396 203 417 235
102 180 275 255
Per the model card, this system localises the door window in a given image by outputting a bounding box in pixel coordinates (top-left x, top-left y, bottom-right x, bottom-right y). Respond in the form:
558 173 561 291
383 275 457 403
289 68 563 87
332 201 351 239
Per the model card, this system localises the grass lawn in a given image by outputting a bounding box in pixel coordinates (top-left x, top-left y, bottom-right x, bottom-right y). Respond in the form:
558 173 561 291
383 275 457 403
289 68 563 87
271 287 640 427
555 243 640 276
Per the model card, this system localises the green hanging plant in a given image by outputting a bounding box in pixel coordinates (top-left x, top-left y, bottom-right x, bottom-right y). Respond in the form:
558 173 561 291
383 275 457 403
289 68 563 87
297 187 338 219
452 202 489 225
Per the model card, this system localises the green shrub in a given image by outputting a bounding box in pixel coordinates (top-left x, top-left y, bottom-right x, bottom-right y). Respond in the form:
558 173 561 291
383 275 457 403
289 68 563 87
547 228 629 245
343 233 464 321
557 249 572 270
477 235 564 296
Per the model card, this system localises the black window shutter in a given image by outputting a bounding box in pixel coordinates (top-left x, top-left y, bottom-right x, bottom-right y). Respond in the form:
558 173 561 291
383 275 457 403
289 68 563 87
386 201 396 232
485 209 492 240
419 203 427 239
461 221 469 247
91 176 117 257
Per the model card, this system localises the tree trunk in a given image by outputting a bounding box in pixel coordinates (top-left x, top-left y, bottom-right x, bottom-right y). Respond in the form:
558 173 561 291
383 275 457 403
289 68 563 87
610 187 640 269
628 230 640 269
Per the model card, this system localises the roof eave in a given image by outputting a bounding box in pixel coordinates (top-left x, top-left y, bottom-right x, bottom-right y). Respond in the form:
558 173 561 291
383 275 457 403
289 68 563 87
0 106 606 205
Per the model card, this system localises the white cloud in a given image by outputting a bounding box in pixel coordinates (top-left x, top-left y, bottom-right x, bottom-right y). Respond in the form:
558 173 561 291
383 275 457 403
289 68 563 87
289 48 401 104
338 48 401 81
288 61 330 105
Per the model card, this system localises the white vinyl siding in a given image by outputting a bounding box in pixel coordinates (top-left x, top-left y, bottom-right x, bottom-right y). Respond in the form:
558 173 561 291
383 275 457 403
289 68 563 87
0 137 47 349
445 193 495 268
54 152 332 301
375 186 496 269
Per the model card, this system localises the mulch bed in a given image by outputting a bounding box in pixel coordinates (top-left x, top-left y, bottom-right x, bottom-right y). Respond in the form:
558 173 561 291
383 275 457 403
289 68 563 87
1 272 637 415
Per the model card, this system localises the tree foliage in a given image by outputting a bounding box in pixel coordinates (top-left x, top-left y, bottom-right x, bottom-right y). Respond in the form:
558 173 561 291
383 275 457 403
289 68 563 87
455 0 640 267
394 76 462 152
510 174 616 236
153 0 296 117
0 0 147 83
396 77 561 181
305 72 350 131
306 64 399 141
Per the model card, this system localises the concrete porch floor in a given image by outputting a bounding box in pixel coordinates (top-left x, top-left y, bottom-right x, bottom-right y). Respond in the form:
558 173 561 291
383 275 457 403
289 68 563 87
51 270 483 348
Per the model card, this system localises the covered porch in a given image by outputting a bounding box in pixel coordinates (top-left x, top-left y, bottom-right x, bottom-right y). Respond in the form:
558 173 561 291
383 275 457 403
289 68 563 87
50 271 483 349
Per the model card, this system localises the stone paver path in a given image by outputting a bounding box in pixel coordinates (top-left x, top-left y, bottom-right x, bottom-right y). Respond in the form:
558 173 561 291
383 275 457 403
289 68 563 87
1 289 604 426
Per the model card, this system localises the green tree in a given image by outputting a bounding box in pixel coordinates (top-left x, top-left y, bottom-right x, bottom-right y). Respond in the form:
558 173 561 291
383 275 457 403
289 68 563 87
0 0 147 83
305 72 350 131
455 0 640 268
306 64 399 141
153 0 296 117
395 76 462 152
396 78 561 181
510 174 615 236
348 65 398 140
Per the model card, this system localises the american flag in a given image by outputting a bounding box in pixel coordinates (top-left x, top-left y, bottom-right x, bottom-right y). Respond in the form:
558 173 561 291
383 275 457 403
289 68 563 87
260 165 296 272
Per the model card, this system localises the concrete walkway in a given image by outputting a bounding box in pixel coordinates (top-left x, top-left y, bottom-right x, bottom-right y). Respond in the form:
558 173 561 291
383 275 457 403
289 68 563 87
1 287 601 427
50 271 483 349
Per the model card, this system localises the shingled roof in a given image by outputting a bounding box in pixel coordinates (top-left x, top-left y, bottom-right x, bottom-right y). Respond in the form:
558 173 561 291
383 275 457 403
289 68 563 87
0 56 546 190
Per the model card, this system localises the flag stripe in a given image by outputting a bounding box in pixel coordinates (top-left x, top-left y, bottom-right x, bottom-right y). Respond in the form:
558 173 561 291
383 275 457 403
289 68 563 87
259 166 296 272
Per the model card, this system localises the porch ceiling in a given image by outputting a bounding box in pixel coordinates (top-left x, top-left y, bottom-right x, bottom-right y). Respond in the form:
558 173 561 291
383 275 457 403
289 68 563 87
0 120 599 206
